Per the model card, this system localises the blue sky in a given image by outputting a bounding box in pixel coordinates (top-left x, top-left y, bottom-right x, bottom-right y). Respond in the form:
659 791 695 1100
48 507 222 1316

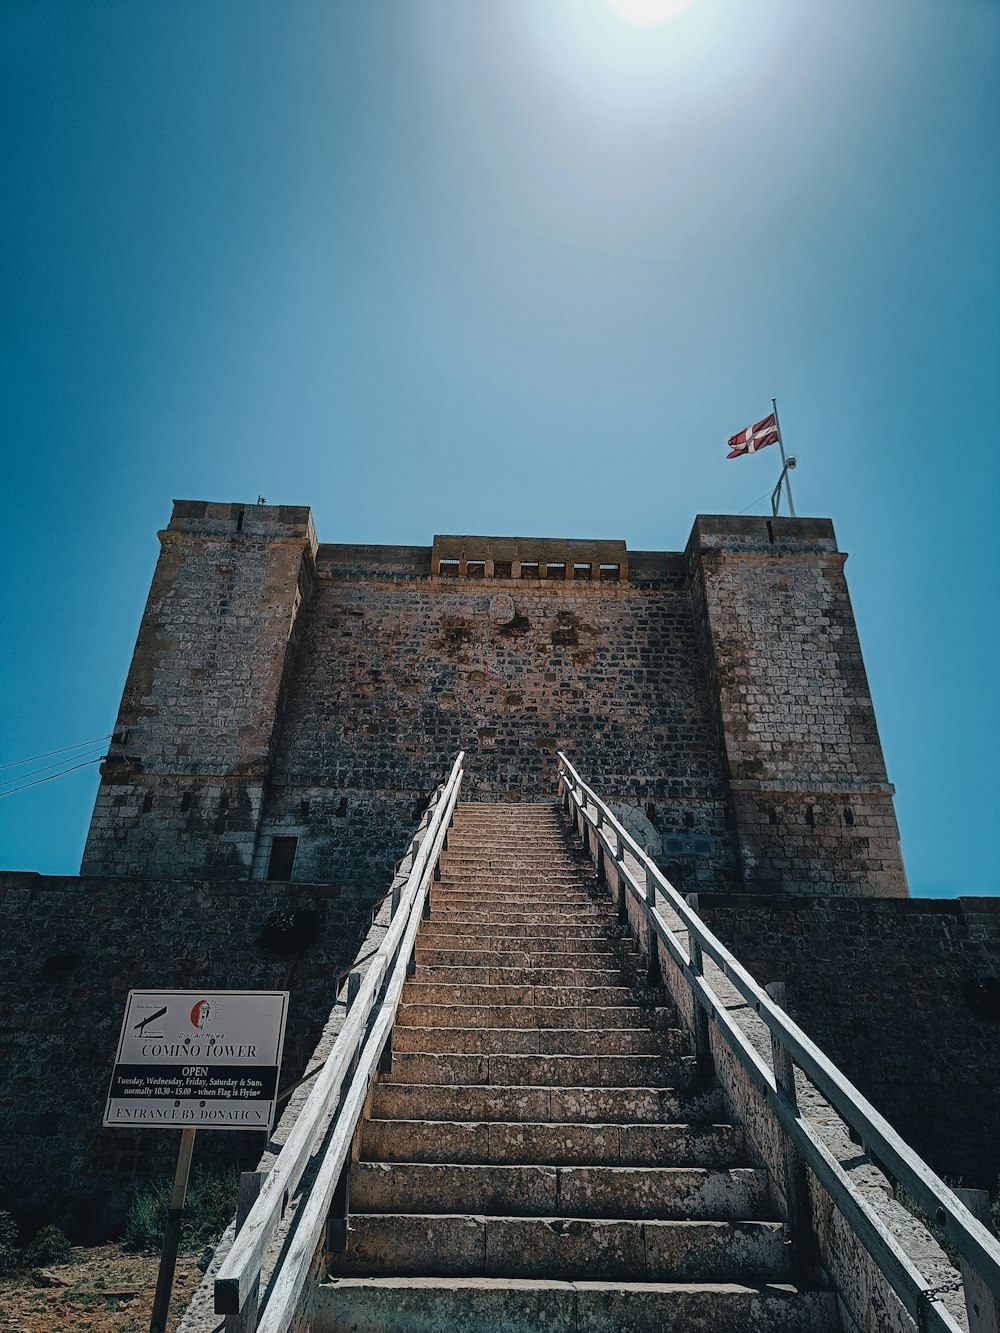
2 0 997 896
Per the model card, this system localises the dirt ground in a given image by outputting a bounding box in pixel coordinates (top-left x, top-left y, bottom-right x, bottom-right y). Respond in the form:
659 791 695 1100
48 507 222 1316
0 1244 203 1333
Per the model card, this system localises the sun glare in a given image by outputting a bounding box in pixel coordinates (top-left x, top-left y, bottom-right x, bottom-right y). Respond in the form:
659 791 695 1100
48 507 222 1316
604 0 693 23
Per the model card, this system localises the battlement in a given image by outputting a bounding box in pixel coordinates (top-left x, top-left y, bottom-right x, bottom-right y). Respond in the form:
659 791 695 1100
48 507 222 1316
167 499 318 549
686 514 839 560
431 534 629 582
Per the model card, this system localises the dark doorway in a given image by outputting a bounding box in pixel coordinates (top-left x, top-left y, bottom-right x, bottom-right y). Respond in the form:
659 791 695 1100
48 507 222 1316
267 835 298 881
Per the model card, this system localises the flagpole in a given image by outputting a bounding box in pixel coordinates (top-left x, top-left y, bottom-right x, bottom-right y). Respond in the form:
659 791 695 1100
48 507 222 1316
772 397 796 518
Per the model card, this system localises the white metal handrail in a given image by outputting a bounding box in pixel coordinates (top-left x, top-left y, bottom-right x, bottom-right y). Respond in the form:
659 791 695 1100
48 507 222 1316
214 752 465 1328
559 752 1000 1333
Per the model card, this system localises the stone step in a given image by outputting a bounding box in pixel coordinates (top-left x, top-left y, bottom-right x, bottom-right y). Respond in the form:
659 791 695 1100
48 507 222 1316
455 804 560 814
383 1052 700 1089
418 921 612 939
391 1027 678 1057
439 865 586 875
327 1214 790 1284
401 982 635 1008
432 896 604 912
441 855 582 864
450 825 566 831
434 884 600 900
413 964 630 988
437 872 593 885
444 850 577 858
438 866 594 876
361 1119 742 1168
415 945 627 969
351 1161 768 1221
395 1003 665 1032
371 1083 724 1125
314 1277 839 1333
429 909 608 926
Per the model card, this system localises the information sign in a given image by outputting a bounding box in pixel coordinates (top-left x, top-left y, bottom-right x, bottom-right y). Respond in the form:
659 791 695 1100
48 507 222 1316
104 990 289 1130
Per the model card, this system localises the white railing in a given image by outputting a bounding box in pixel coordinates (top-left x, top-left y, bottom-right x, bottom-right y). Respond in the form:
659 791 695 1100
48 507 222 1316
213 752 465 1332
558 752 1000 1333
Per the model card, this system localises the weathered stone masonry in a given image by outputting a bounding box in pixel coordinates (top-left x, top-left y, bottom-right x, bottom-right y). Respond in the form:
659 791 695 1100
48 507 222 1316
698 894 1000 1191
82 503 907 899
5 500 990 1244
0 870 381 1240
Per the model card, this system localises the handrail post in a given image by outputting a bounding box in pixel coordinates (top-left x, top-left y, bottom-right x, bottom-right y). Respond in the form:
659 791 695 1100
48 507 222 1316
765 981 819 1273
613 832 628 923
377 1030 394 1076
955 1188 1000 1333
224 1171 263 1333
325 1158 351 1254
685 894 713 1080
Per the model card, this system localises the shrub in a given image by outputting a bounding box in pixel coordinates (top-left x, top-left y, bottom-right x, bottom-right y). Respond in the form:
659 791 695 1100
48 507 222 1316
124 1166 240 1252
24 1224 72 1267
0 1212 20 1276
258 906 320 955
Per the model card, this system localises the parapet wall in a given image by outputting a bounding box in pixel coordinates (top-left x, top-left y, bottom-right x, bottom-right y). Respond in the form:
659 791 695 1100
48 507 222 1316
0 871 381 1240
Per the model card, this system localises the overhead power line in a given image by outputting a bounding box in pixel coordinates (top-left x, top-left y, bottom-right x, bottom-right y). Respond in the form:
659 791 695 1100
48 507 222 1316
0 733 112 772
0 744 109 792
0 756 106 800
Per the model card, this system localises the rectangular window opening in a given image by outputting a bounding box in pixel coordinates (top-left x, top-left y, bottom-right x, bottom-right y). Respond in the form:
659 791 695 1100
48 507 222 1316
439 560 459 578
599 563 620 581
545 563 566 580
573 563 593 581
267 835 298 881
493 560 512 579
466 561 485 579
520 562 539 579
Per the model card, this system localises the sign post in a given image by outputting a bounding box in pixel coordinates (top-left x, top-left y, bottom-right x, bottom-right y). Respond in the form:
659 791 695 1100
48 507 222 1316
148 1126 196 1333
105 990 288 1333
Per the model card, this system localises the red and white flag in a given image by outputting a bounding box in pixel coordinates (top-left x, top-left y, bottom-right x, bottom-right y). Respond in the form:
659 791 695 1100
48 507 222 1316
727 413 779 459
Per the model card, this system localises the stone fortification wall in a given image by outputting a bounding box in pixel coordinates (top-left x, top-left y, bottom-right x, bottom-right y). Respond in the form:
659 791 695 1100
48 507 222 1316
77 502 907 900
0 870 380 1241
688 515 907 897
255 542 731 889
699 894 1000 1190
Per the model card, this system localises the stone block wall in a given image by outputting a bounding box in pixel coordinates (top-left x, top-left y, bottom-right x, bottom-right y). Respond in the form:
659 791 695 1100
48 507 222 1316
256 542 732 889
699 894 1000 1190
0 870 381 1240
82 501 317 879
688 515 907 896
78 503 908 899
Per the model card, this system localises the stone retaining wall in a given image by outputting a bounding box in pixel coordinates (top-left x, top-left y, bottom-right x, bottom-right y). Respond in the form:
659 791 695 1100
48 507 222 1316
0 871 379 1240
700 893 1000 1190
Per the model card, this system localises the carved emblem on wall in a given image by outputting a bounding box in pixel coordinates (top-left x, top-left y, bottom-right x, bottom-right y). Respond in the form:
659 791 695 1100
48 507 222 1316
488 594 516 625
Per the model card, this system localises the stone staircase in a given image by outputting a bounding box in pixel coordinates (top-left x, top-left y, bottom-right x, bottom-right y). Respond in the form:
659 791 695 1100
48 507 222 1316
316 801 839 1331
